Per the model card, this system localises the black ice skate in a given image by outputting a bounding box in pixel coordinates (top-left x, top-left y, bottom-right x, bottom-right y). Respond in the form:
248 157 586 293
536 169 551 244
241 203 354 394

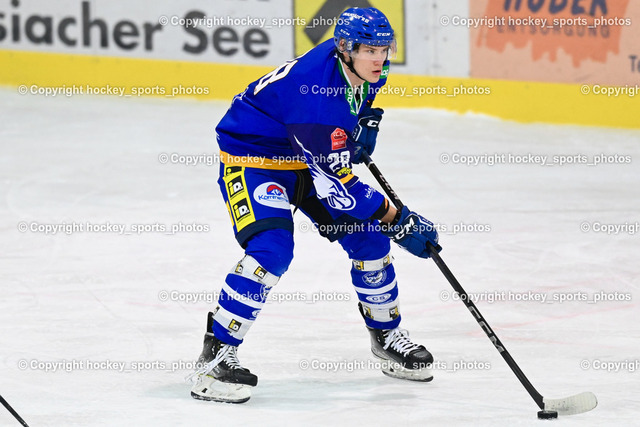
366 326 434 381
189 312 257 403
359 303 433 381
362 302 434 382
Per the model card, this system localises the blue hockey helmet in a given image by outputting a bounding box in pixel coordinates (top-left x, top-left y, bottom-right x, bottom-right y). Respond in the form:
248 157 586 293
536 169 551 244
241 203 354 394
334 7 396 59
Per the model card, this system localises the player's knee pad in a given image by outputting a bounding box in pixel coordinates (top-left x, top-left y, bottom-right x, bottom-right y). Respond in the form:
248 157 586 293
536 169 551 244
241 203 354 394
351 251 401 329
245 228 294 276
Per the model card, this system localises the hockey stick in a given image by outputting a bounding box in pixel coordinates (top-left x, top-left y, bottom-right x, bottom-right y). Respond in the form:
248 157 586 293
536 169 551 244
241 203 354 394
0 394 29 427
362 152 597 417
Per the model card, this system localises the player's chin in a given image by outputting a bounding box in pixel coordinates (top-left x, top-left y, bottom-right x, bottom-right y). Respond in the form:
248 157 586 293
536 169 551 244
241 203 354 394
366 74 381 84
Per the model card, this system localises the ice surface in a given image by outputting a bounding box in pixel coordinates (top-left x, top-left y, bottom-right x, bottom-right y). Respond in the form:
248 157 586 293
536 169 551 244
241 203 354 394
1 89 638 426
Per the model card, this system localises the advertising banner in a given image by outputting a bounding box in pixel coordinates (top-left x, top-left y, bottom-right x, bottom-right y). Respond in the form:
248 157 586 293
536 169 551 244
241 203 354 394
470 0 640 85
0 0 294 64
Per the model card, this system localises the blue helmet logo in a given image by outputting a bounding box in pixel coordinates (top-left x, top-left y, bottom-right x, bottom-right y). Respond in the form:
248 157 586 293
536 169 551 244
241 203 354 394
333 7 395 51
334 7 395 50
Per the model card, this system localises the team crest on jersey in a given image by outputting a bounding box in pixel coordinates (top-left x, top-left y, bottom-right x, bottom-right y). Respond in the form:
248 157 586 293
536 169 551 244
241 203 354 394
363 270 387 286
331 128 347 150
253 182 290 209
259 284 269 299
294 135 355 211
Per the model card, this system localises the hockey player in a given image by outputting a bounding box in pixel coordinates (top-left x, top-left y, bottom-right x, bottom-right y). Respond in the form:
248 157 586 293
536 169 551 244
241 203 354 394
189 7 440 403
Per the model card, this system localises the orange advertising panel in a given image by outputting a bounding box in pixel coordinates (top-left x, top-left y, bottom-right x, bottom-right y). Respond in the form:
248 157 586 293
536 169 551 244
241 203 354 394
470 0 640 85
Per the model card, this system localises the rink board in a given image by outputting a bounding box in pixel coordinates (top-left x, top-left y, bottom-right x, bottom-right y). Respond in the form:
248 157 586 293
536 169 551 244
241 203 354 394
1 49 637 129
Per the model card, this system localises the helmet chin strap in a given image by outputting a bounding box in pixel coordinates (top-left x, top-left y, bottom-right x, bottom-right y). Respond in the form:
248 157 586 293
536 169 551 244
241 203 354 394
338 50 367 83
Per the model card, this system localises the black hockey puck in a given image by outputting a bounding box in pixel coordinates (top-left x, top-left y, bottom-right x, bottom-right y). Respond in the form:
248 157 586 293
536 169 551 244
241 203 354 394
537 410 559 420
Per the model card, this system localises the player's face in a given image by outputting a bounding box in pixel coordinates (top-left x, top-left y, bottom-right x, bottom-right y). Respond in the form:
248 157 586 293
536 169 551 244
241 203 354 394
351 45 390 83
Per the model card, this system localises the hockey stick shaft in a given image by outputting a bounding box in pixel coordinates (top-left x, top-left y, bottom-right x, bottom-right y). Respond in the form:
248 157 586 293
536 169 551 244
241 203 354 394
0 394 29 427
362 152 545 409
425 249 545 409
362 154 405 210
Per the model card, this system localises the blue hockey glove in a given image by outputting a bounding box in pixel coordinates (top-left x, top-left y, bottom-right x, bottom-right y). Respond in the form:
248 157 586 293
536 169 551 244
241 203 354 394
381 206 441 258
352 106 384 164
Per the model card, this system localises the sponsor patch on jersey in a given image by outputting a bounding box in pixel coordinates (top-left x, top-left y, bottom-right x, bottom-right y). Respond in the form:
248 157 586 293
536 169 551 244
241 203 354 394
363 305 372 319
228 319 242 332
253 182 290 209
364 185 374 199
234 262 244 274
227 176 245 199
224 166 242 176
232 199 252 221
389 306 399 320
366 294 392 304
331 128 348 150
336 166 352 178
253 266 268 281
362 270 387 286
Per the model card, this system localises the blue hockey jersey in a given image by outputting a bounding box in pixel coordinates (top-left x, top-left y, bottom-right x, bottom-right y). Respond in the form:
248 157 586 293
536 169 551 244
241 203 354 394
216 39 389 220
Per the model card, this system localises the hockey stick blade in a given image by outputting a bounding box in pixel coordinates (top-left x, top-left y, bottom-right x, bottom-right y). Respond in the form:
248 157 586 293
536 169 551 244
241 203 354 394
543 391 597 415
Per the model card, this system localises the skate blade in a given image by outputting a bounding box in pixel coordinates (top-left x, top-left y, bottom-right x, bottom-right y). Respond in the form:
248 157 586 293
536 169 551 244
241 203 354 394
190 375 252 403
375 356 434 382
382 368 433 382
